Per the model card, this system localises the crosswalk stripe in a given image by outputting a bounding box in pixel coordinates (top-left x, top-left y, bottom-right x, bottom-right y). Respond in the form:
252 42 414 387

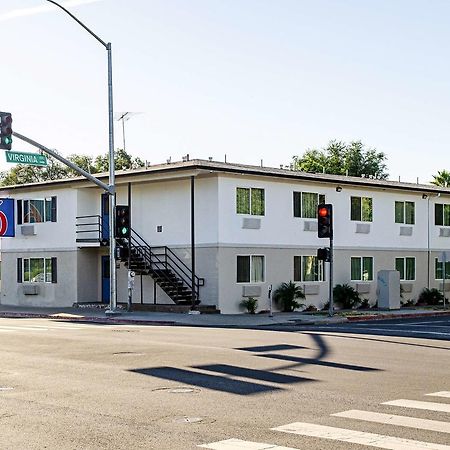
273 422 450 449
382 399 450 413
198 439 297 449
426 392 450 399
332 410 450 434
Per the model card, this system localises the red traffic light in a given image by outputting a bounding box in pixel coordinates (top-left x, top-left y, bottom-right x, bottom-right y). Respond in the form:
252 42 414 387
318 207 329 217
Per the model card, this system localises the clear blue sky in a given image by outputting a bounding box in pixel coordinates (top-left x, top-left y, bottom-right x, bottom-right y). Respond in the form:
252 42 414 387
2 0 449 183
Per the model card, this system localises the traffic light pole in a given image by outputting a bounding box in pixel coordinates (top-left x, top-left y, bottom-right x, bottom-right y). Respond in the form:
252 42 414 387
329 236 334 317
45 0 117 315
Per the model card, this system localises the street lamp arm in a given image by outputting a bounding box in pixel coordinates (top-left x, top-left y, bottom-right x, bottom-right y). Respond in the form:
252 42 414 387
45 0 107 48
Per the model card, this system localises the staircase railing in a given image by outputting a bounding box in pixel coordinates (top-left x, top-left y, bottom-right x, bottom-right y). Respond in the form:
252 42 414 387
76 215 103 243
119 227 204 302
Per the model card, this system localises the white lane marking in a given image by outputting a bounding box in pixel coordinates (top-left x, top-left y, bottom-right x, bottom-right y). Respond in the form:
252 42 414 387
199 439 297 449
382 399 450 413
426 392 450 399
273 422 450 450
321 326 450 337
0 325 48 331
332 409 450 434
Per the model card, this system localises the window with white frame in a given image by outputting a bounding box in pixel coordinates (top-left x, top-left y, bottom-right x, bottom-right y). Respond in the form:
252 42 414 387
395 257 415 280
293 192 325 218
395 201 415 225
293 256 325 282
236 188 265 216
350 256 373 281
17 197 57 224
435 204 450 226
350 196 373 222
18 257 57 283
435 258 450 280
236 255 265 283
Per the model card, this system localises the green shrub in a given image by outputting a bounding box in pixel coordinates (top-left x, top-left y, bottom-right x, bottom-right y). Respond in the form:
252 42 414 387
358 298 370 309
417 288 444 306
273 281 305 312
333 284 361 309
240 297 258 314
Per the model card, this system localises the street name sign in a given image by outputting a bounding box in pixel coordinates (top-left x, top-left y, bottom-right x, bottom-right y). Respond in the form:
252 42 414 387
5 151 47 166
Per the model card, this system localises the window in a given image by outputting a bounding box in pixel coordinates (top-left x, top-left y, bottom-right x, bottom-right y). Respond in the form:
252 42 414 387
18 257 57 283
17 197 57 224
294 256 325 282
293 192 325 218
435 204 450 226
350 257 373 281
350 196 373 222
395 201 415 224
395 257 415 280
236 255 265 283
435 258 450 280
236 188 265 215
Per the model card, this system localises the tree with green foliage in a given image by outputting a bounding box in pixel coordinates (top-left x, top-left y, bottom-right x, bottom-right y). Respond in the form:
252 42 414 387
431 170 450 188
292 140 388 179
0 148 145 186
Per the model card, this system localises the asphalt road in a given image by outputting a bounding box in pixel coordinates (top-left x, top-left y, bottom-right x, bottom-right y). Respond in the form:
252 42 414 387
0 316 449 449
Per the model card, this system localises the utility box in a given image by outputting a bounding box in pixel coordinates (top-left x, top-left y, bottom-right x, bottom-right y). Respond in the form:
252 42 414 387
377 270 400 310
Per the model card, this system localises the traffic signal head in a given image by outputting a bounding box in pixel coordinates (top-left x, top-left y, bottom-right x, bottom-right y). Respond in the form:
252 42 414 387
0 112 12 150
317 203 333 238
317 247 331 262
115 205 130 238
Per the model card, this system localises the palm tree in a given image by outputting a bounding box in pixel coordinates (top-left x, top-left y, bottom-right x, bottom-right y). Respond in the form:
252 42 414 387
431 170 450 187
273 281 305 312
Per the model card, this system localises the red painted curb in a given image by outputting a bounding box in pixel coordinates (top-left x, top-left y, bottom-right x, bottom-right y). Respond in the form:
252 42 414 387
346 310 450 322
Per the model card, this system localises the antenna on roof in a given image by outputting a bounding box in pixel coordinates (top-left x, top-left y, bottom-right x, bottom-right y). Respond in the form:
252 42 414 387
145 160 150 168
417 177 419 184
224 154 227 163
166 157 172 164
398 176 401 182
260 159 263 167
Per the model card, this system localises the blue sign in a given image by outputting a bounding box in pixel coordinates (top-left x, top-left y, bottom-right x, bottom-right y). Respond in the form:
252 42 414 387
0 198 15 237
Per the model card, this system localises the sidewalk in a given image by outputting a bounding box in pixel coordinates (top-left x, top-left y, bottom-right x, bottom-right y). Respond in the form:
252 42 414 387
0 304 449 328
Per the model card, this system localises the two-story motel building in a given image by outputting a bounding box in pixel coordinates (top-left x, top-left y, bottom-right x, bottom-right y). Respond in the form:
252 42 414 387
0 159 449 314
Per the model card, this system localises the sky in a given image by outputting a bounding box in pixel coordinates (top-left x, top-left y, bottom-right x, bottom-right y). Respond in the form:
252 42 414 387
1 0 450 183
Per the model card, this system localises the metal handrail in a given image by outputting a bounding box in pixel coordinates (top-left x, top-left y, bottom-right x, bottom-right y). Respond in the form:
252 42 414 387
76 215 102 241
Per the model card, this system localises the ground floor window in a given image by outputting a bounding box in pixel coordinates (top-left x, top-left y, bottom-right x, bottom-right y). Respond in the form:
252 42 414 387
435 258 450 280
237 255 265 283
294 256 324 282
18 257 57 283
395 257 415 281
351 256 373 281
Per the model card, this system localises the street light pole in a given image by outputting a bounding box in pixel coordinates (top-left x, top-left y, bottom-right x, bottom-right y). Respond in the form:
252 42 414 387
45 0 117 313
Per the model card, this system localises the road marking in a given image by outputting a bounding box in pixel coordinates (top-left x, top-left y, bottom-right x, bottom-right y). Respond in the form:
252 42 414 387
199 438 297 449
0 325 48 331
426 392 450 399
382 399 450 413
332 409 450 434
273 422 450 449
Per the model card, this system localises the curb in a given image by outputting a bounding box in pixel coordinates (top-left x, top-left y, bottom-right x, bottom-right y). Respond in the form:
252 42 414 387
0 311 176 326
345 310 450 323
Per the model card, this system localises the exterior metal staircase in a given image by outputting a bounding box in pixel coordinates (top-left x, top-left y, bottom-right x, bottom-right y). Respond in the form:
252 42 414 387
76 215 204 306
116 228 204 306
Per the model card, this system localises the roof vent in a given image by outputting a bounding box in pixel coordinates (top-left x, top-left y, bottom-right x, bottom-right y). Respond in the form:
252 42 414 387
182 154 190 162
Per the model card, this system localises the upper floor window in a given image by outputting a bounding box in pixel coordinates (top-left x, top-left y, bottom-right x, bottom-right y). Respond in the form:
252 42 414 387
293 192 325 218
294 256 325 282
435 204 450 226
395 201 415 225
237 255 265 283
236 188 265 216
395 257 415 281
351 256 373 281
18 257 57 283
17 197 57 224
350 196 372 222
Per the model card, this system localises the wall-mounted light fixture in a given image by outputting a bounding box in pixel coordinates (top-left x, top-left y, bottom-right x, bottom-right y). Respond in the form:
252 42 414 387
422 194 428 199
336 186 342 192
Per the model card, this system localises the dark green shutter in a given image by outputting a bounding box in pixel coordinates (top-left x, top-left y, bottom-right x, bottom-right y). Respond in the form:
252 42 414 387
51 258 57 283
17 258 22 283
51 197 57 222
17 200 22 225
435 204 443 226
293 192 301 217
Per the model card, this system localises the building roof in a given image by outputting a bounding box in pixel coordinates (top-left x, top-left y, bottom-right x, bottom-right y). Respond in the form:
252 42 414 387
0 158 449 195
